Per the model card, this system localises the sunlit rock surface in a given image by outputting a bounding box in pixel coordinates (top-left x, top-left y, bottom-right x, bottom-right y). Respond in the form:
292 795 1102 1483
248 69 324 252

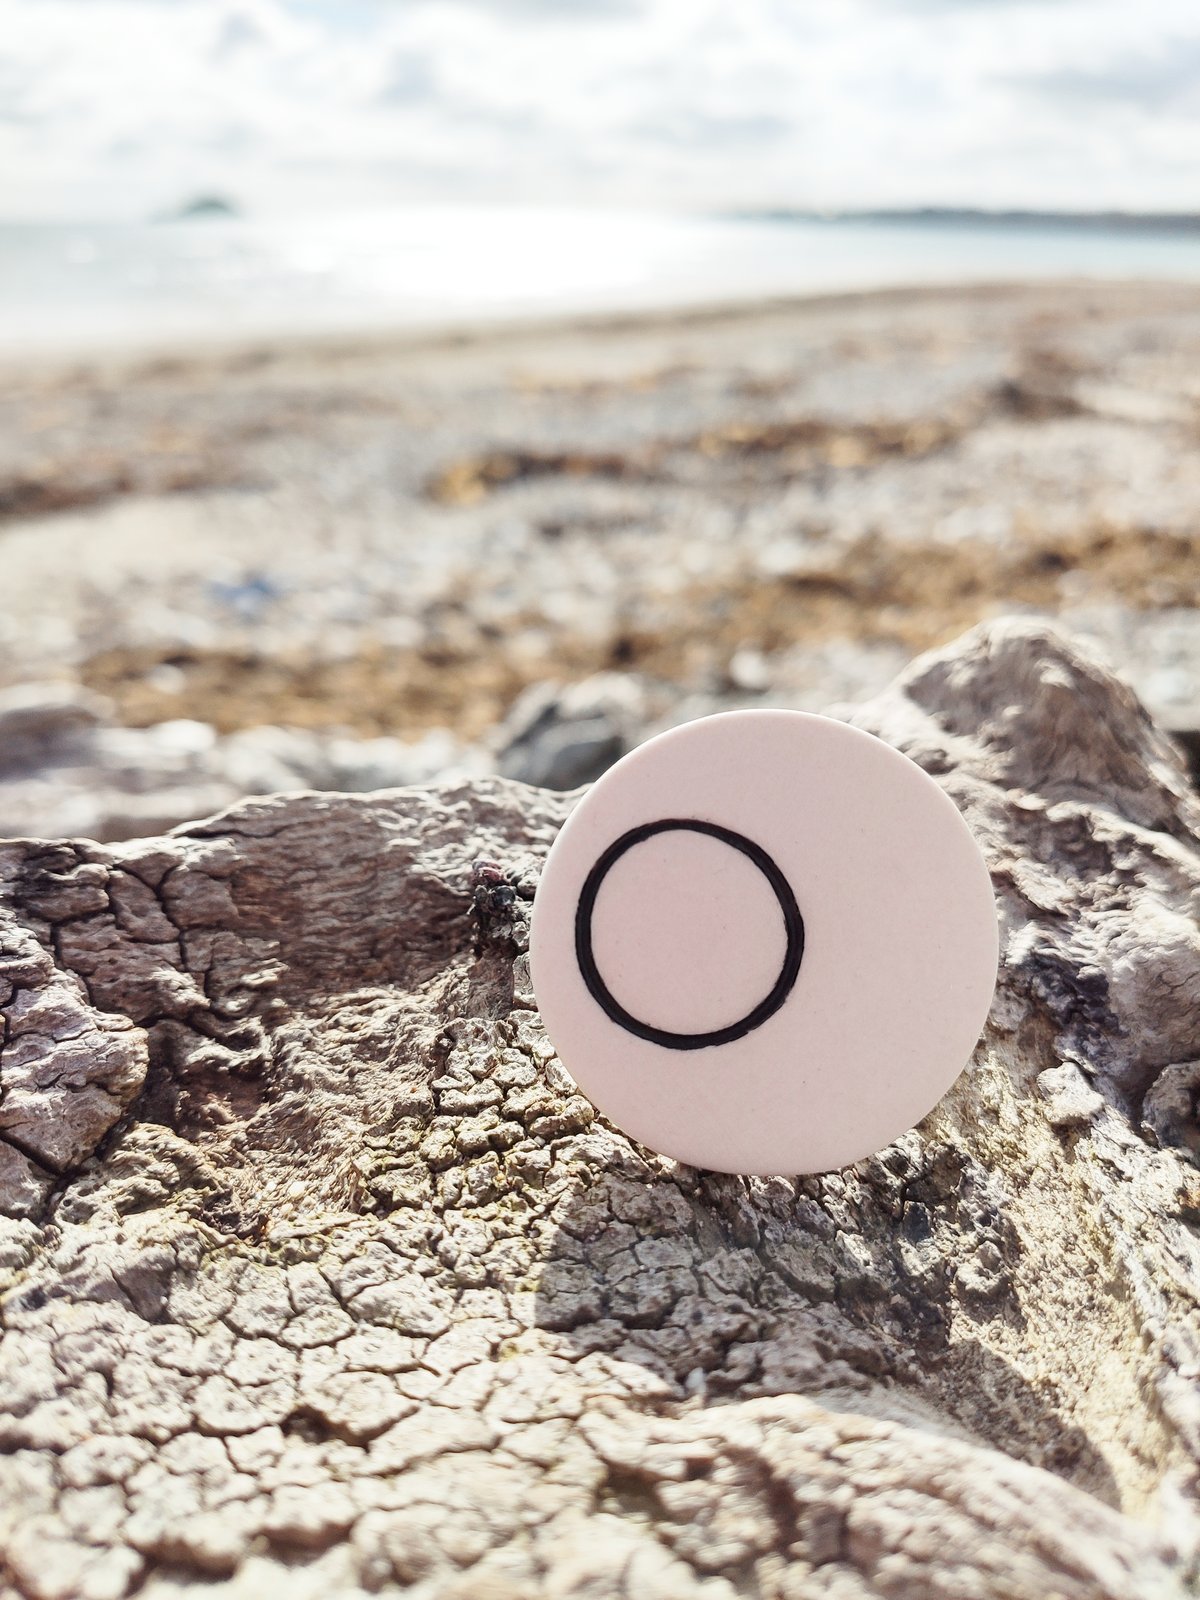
1 619 1198 1598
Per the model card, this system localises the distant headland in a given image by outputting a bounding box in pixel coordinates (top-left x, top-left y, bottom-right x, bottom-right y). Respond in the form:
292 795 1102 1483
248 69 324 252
731 206 1200 234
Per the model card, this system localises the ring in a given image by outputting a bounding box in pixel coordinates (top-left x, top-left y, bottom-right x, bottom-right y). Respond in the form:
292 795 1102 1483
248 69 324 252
574 818 805 1050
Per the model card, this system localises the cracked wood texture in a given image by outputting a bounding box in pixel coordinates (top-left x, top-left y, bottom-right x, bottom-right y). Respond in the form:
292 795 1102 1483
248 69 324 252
2 616 1200 1600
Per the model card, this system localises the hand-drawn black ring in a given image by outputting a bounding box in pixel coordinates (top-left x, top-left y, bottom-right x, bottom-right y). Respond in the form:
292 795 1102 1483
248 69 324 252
574 817 805 1051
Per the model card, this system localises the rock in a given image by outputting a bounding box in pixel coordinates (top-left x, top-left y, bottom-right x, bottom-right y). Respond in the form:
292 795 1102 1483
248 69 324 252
1 618 1199 1598
1036 1061 1105 1129
0 680 113 770
496 672 651 789
324 728 488 794
1142 1060 1200 1156
726 644 772 693
0 694 488 844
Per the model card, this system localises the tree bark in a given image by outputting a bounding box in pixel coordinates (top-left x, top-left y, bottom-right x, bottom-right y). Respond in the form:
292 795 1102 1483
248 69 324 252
1 617 1198 1599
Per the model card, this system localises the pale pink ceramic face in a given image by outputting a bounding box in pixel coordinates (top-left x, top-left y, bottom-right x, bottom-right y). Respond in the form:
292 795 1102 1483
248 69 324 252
588 827 791 1038
529 709 998 1176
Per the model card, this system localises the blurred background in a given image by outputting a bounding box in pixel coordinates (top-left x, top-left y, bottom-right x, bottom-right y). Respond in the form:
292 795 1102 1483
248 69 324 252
3 0 1200 840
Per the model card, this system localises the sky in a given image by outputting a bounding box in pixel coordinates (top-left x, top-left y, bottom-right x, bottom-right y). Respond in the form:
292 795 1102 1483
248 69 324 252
1 0 1200 221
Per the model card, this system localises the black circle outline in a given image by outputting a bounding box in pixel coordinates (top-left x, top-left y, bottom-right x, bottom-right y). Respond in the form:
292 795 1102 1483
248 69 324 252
574 818 805 1051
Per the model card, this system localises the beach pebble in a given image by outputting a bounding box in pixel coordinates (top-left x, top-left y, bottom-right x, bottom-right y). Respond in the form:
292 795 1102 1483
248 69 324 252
496 673 650 790
0 705 488 844
0 682 113 774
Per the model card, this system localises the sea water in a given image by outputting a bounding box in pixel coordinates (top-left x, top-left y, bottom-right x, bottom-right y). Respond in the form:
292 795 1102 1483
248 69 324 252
3 204 1200 355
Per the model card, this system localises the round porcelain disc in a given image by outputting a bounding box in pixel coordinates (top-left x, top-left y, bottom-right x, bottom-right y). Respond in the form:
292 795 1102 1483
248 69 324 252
528 709 997 1175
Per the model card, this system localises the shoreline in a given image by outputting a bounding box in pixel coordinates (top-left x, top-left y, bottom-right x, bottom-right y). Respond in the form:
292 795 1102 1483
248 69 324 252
7 275 1200 382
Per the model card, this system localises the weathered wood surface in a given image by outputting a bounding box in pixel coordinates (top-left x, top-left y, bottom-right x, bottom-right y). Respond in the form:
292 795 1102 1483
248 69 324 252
1 617 1198 1599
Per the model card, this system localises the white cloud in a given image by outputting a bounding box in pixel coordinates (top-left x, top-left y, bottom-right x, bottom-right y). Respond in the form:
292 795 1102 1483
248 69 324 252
0 0 1198 218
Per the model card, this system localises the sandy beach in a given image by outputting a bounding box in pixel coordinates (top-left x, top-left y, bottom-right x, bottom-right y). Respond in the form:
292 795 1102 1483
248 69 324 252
5 277 1200 836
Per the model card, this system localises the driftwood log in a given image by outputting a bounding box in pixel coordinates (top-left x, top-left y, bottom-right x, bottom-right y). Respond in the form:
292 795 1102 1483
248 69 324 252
2 618 1199 1600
